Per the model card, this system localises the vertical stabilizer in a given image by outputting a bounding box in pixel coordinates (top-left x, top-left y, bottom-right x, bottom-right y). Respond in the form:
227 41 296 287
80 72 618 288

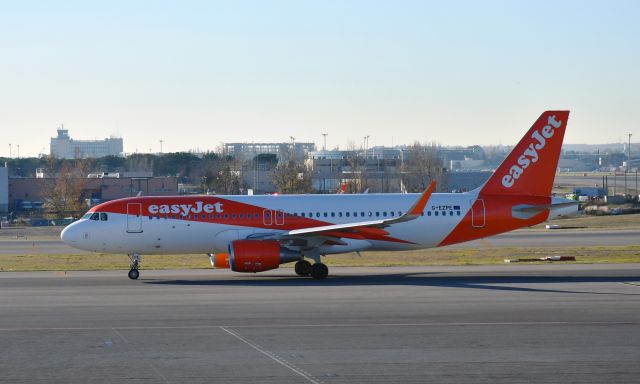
480 111 570 196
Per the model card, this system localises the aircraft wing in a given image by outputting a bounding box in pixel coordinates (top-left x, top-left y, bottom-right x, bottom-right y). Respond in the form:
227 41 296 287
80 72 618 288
281 181 436 240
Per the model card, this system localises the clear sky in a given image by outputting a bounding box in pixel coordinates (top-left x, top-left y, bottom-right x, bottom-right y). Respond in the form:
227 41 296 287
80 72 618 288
1 0 639 157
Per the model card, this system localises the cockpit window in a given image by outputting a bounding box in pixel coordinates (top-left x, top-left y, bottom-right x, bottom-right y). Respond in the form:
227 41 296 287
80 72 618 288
82 213 92 220
100 213 108 221
90 213 99 221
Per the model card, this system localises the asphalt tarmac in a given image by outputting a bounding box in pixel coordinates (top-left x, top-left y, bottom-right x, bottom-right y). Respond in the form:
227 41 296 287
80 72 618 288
1 265 639 383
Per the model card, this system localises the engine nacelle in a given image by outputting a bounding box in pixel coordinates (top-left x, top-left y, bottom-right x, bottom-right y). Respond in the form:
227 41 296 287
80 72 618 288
229 240 300 273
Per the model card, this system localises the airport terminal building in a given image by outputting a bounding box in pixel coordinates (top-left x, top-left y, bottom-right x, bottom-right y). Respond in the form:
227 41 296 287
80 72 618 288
50 127 123 159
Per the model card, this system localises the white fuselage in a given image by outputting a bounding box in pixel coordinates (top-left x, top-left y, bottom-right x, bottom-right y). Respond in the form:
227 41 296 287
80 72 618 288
61 192 576 256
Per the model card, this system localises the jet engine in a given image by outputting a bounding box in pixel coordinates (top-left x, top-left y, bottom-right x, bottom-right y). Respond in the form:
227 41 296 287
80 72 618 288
229 240 301 273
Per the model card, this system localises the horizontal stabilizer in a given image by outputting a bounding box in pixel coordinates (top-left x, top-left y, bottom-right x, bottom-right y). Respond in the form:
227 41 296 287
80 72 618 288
512 201 578 220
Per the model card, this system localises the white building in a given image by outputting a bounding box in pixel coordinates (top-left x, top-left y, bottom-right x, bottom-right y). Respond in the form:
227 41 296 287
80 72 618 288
223 142 316 161
50 127 123 159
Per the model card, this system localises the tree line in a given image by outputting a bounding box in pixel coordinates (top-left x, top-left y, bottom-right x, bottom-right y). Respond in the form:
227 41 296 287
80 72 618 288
3 142 446 217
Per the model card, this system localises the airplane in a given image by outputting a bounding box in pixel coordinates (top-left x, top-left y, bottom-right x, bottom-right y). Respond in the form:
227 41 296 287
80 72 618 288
61 110 577 280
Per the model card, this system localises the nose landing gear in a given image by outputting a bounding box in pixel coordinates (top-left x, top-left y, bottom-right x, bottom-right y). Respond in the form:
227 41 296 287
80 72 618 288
127 254 141 280
127 269 140 280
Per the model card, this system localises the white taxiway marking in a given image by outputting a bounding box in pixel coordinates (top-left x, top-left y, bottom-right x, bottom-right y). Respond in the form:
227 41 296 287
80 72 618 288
220 326 323 384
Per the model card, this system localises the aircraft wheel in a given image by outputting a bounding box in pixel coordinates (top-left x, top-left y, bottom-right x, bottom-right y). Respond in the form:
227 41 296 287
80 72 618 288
310 263 328 279
128 269 140 280
295 260 312 276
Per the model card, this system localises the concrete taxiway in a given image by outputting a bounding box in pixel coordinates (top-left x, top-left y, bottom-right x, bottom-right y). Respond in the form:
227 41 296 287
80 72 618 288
1 265 639 383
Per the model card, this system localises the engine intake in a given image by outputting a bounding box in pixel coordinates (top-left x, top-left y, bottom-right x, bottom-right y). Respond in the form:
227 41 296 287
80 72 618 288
229 240 300 273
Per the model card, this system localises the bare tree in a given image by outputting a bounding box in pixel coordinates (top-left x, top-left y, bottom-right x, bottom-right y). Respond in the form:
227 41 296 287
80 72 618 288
272 159 313 194
341 141 368 193
343 152 368 193
210 157 242 195
42 159 92 217
401 142 445 192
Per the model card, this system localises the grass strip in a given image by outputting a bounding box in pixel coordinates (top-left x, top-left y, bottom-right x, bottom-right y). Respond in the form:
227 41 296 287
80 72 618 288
1 245 640 271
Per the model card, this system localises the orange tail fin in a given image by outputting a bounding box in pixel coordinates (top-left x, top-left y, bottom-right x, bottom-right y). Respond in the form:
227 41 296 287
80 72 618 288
480 111 570 197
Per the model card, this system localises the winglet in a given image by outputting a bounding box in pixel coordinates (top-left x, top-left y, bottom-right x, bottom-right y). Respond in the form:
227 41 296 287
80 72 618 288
408 181 436 217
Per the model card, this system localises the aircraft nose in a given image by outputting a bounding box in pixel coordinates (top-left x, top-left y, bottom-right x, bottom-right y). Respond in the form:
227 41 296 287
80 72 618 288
61 223 80 245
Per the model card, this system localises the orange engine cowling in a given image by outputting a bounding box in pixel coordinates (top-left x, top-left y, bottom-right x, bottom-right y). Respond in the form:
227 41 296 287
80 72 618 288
229 240 300 273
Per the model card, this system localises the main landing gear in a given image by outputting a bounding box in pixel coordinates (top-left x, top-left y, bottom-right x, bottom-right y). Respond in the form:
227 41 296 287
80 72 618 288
127 254 141 280
310 262 329 279
294 259 328 279
294 260 312 276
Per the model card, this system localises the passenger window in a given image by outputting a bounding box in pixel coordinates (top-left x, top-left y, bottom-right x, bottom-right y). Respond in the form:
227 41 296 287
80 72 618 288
427 211 431 216
323 212 328 217
368 212 372 217
224 214 229 219
338 212 342 217
449 211 453 216
383 212 387 217
316 212 320 218
435 211 439 216
239 214 244 219
390 211 395 217
331 212 335 217
301 213 306 217
346 212 350 217
375 212 379 217
457 211 461 216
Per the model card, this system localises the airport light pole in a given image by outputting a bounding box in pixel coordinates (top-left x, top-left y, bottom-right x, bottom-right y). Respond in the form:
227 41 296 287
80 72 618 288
627 133 631 173
17 145 19 159
160 139 163 154
290 136 295 159
364 135 370 157
322 133 327 152
8 144 11 158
